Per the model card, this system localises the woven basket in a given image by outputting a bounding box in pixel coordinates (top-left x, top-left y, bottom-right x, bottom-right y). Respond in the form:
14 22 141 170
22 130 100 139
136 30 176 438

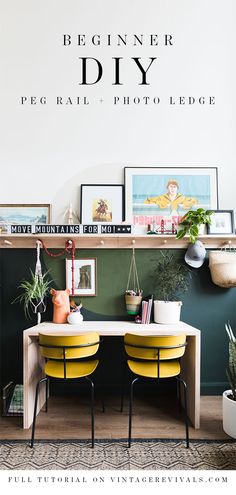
125 294 142 315
209 250 236 288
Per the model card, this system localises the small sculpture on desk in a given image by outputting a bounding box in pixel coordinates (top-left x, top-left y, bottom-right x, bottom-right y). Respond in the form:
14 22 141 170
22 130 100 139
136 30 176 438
50 288 70 323
67 299 83 324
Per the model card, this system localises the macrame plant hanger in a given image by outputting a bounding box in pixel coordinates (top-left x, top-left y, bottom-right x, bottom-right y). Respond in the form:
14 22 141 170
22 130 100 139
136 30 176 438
126 247 140 295
33 240 46 324
125 247 142 316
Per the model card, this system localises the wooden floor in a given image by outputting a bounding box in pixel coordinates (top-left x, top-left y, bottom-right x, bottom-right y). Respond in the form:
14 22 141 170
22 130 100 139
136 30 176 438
0 395 229 441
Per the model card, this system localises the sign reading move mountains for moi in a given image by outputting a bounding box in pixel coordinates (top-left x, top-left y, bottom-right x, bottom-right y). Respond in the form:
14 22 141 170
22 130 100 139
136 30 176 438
9 225 133 234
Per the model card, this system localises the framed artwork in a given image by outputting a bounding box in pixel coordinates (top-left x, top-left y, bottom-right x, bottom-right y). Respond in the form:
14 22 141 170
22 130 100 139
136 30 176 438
124 167 218 232
207 210 234 235
80 184 124 224
0 204 51 233
66 258 97 296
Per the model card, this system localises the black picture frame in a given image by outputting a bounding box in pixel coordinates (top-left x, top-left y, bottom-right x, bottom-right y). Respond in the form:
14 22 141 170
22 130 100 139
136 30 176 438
80 184 124 224
207 210 235 235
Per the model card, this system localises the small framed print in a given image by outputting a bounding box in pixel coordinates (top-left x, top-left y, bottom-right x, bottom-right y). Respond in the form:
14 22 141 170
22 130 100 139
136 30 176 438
80 184 124 224
66 258 96 296
207 210 235 235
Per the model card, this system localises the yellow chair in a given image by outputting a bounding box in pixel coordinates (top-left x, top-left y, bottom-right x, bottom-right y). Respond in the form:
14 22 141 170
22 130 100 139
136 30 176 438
121 333 189 448
30 332 102 448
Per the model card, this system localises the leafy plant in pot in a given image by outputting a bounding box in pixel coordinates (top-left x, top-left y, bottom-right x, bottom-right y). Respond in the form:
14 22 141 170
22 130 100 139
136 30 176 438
13 269 52 323
152 251 191 324
223 323 236 438
176 208 213 244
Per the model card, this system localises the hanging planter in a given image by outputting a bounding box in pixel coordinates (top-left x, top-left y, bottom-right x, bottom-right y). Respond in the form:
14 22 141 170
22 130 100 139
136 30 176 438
209 248 236 288
125 248 142 315
12 241 52 323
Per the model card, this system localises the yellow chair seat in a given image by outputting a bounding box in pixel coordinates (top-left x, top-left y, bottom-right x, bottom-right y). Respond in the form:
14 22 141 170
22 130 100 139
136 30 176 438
45 359 99 379
127 359 181 378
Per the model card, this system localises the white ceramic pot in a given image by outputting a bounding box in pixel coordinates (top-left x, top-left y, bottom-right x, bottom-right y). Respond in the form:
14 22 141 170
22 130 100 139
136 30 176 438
154 300 182 324
67 312 84 324
223 390 236 438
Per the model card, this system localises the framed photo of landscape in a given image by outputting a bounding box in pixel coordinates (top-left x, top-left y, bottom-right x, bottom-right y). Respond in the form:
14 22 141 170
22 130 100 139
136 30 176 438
124 167 218 232
66 258 97 296
80 184 124 224
0 204 51 233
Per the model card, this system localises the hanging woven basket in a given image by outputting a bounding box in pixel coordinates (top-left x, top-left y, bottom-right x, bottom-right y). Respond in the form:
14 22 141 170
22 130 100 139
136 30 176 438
209 250 236 288
125 248 142 315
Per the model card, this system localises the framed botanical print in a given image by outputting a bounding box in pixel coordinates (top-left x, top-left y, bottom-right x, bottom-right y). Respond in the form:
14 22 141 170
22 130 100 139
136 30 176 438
80 184 124 224
124 167 218 232
66 258 96 296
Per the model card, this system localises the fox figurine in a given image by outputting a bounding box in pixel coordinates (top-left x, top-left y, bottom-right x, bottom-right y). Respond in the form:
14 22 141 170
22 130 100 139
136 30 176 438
50 288 70 323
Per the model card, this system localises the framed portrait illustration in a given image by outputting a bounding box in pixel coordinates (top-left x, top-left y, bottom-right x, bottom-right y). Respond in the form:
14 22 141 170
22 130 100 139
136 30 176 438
207 210 234 235
80 184 124 224
66 258 96 296
124 167 218 232
0 204 51 233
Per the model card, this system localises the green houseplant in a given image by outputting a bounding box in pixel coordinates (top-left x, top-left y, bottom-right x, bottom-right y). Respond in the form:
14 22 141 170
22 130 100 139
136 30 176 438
13 269 52 321
176 208 213 244
223 323 236 438
152 251 191 323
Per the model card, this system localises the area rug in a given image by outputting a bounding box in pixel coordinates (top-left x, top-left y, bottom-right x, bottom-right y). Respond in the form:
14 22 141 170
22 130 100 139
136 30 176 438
0 439 235 470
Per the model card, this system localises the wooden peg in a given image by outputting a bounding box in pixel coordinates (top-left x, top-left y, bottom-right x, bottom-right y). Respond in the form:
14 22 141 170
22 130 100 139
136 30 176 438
131 239 136 245
3 239 13 246
100 240 105 245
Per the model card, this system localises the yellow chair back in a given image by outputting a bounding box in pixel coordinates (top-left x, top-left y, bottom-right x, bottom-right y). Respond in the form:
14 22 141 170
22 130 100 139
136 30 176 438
124 333 186 360
39 332 100 360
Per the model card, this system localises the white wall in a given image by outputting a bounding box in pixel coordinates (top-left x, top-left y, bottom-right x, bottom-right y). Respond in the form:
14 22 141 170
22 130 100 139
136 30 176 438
1 0 236 222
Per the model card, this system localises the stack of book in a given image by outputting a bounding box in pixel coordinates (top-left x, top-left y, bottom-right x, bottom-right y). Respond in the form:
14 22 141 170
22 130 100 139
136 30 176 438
141 295 154 324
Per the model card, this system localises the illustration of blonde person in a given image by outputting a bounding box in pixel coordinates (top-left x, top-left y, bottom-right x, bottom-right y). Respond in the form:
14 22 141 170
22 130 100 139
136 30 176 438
144 179 198 215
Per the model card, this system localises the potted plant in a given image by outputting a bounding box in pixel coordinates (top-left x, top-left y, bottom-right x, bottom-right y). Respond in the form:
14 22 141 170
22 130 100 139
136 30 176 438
152 251 191 324
176 208 213 244
223 323 236 438
13 269 52 322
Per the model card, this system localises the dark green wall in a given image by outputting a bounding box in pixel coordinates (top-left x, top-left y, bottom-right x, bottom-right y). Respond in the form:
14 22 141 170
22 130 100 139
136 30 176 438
0 248 235 395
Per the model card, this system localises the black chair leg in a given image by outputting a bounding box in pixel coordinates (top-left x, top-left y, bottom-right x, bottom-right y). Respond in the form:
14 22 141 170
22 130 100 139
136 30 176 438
128 377 139 448
177 378 181 412
30 377 48 448
176 377 189 448
120 361 127 412
85 377 95 448
45 377 49 413
98 365 105 413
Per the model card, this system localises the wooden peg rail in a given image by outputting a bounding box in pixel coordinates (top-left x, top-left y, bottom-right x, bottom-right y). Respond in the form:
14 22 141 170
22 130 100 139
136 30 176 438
1 234 236 249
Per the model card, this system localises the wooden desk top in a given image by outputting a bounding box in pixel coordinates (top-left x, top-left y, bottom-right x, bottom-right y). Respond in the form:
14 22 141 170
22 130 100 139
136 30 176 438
24 320 201 337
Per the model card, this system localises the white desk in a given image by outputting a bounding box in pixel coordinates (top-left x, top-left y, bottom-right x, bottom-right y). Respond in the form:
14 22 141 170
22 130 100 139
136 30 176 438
23 321 201 429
